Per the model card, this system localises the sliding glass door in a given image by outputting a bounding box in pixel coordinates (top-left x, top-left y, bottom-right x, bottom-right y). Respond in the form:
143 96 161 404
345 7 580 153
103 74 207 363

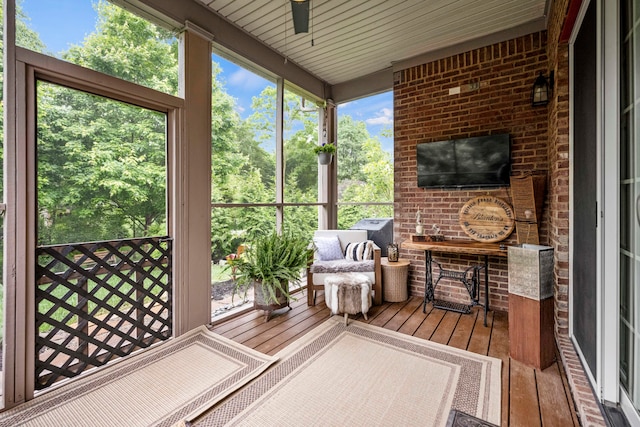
620 0 640 416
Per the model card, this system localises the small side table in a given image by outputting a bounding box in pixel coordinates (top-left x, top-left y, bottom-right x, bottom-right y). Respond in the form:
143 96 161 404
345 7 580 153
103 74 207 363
381 258 410 302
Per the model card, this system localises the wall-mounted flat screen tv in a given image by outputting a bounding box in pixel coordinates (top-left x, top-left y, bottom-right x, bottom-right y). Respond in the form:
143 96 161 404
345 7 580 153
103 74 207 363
417 134 510 188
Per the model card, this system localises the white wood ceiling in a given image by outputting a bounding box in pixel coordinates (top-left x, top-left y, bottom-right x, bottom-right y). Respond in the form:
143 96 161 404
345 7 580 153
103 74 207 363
195 0 548 86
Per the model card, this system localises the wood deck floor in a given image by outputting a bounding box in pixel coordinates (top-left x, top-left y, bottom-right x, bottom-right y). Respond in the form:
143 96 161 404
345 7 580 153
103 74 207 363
209 294 580 427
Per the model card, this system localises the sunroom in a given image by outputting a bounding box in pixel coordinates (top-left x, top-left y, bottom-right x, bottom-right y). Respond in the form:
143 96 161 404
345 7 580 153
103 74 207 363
0 0 634 425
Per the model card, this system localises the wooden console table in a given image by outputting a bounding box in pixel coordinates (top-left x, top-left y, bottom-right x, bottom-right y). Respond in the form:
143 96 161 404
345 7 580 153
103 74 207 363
403 239 508 326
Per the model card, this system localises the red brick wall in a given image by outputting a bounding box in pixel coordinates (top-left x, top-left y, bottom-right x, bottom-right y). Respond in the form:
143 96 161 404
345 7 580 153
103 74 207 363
546 0 571 337
394 32 549 312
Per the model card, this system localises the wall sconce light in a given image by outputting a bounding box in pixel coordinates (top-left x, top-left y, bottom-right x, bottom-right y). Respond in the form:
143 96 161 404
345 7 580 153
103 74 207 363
290 0 310 34
531 71 554 107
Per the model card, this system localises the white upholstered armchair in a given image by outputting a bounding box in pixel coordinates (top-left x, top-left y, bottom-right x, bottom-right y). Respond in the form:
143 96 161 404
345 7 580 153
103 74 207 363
306 229 382 306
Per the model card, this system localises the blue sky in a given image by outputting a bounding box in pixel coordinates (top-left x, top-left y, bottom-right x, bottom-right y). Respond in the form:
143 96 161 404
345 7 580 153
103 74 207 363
21 0 393 152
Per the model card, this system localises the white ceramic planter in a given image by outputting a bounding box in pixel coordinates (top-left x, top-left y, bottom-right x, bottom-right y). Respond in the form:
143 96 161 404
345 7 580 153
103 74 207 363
317 152 333 165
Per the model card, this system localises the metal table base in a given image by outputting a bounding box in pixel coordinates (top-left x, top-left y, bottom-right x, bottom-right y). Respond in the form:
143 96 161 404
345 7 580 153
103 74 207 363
422 250 490 326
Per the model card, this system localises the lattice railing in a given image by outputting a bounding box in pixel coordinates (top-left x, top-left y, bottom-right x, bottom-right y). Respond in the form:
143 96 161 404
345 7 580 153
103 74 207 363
35 237 172 390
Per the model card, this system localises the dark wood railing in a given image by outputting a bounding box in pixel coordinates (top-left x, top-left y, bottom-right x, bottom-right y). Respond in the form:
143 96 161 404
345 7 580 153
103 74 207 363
34 236 172 390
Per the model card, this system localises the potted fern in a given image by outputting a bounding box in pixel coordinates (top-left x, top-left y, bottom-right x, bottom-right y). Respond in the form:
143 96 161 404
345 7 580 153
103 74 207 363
314 142 336 165
232 231 313 320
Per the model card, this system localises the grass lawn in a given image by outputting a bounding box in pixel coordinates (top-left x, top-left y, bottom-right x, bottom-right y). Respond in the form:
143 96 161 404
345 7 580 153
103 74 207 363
212 262 233 283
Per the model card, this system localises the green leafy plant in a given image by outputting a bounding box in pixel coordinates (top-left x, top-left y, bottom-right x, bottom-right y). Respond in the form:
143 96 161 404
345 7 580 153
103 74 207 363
313 142 337 155
232 231 313 305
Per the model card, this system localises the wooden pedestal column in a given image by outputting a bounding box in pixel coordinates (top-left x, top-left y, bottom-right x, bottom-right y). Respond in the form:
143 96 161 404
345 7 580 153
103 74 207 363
507 244 555 370
509 294 555 369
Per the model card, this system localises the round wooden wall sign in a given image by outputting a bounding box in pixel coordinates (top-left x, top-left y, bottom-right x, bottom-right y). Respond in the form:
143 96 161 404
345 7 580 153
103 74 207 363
459 196 515 243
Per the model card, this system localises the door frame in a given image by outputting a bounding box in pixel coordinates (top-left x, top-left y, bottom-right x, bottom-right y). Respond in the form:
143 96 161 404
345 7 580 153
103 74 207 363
9 47 184 404
568 0 603 392
600 0 621 409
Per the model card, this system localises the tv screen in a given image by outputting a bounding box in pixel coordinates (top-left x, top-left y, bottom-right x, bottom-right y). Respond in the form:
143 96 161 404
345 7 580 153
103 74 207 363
417 134 510 188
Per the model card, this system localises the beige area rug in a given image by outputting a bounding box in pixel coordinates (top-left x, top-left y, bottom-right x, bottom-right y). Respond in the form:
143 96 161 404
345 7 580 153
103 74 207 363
0 326 277 427
188 317 502 427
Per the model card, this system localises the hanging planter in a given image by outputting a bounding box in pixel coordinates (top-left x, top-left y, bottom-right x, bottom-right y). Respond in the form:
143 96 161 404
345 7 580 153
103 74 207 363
314 142 336 166
317 152 333 165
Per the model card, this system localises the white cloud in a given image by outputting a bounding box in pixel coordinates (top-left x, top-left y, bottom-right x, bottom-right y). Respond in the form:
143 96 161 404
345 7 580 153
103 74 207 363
366 108 393 126
228 69 267 91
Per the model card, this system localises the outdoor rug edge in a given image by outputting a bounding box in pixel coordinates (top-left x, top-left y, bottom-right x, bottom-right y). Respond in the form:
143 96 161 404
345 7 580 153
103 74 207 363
0 325 278 427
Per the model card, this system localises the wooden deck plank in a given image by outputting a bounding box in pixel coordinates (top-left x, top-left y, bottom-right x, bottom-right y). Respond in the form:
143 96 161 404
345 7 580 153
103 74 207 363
412 306 446 340
210 308 262 333
213 296 302 338
500 357 511 427
255 310 331 355
211 291 314 338
368 302 406 327
214 314 266 339
397 302 433 335
487 309 510 427
381 298 423 331
509 359 542 427
488 310 509 360
360 303 389 323
537 363 577 427
447 308 478 350
429 310 461 345
236 301 327 347
466 309 494 355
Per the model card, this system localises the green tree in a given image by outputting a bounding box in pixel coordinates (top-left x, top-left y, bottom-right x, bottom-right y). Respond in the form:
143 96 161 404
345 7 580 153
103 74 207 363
36 2 178 244
37 83 168 244
231 87 321 241
285 117 319 197
209 65 277 259
246 87 319 190
336 115 370 182
64 1 178 95
337 117 393 228
23 0 393 257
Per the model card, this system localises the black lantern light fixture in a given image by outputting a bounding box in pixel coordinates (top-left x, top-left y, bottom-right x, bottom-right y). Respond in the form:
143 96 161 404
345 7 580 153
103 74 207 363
531 71 554 107
290 0 310 34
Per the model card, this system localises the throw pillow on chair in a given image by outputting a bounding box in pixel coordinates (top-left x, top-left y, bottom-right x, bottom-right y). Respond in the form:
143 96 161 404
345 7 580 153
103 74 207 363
344 240 374 261
313 235 345 261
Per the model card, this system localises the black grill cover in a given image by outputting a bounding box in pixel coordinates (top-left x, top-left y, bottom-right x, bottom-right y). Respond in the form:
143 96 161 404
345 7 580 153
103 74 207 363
350 218 394 257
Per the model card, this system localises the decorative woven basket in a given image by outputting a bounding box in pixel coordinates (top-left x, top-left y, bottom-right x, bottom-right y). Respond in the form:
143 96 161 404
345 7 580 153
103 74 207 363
382 260 409 302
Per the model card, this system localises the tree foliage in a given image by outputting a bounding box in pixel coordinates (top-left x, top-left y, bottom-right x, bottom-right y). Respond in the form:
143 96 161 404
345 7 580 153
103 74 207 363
63 2 178 95
36 2 176 244
16 1 393 260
